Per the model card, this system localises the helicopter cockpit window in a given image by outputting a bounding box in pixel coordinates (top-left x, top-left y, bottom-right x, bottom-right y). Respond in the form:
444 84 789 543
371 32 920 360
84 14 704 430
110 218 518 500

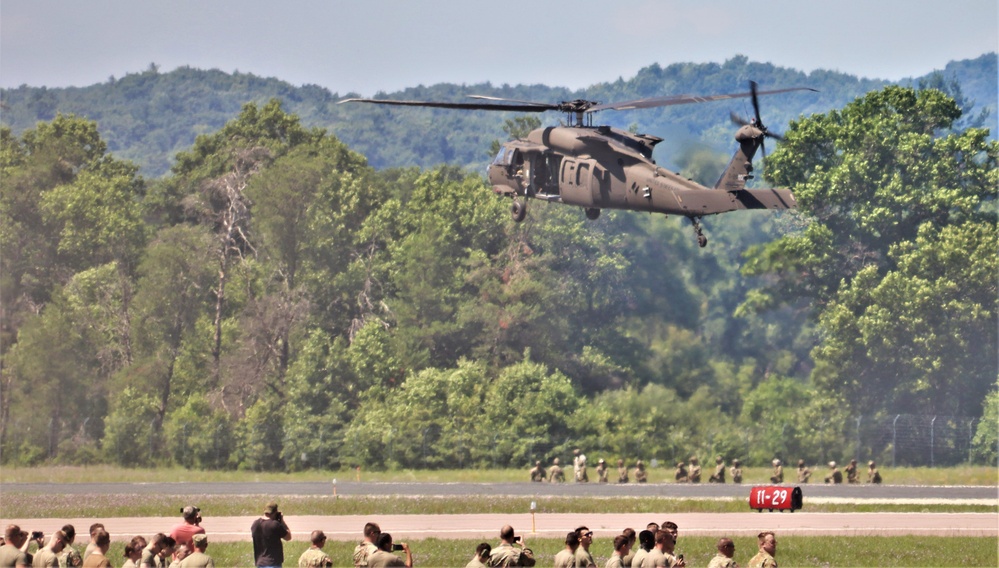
492 148 519 166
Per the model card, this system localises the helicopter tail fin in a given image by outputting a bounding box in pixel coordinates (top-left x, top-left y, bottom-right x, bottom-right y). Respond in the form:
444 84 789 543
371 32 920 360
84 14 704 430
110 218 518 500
713 130 761 191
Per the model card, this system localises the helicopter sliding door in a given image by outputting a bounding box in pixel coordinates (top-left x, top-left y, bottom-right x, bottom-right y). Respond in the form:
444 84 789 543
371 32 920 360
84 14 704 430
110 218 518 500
559 158 609 208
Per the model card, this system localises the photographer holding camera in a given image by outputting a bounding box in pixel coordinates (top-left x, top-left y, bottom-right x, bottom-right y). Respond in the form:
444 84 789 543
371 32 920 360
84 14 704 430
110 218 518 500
251 501 291 568
365 533 411 568
170 506 205 550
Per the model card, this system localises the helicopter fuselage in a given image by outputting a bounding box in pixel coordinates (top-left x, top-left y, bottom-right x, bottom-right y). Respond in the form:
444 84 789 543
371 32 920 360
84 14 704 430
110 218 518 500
488 124 795 219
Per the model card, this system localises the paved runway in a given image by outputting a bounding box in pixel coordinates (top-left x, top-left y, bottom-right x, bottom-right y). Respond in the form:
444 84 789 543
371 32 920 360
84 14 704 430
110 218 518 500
3 512 997 542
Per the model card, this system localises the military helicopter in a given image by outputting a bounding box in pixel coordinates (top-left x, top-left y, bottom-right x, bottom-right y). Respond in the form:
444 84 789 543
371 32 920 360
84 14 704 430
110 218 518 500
341 82 816 247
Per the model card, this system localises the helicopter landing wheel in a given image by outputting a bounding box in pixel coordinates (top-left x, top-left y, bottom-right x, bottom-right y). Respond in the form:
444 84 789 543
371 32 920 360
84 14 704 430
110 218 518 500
585 207 601 220
690 217 708 248
511 199 527 222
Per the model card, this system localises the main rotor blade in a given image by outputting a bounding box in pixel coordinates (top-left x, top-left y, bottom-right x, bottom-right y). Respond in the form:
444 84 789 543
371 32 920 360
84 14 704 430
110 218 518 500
467 95 554 107
586 86 817 113
338 97 557 113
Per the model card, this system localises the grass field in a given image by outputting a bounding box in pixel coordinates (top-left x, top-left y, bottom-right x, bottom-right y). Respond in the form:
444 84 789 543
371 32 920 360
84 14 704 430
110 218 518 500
2 464 996 485
1 493 995 519
40 535 997 567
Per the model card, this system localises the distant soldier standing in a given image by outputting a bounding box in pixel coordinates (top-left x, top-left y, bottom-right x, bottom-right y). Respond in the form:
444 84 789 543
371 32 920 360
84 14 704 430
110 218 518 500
617 459 629 483
573 449 589 483
867 461 882 484
730 459 743 484
709 456 726 483
548 458 566 483
595 459 609 483
529 461 545 482
688 456 701 483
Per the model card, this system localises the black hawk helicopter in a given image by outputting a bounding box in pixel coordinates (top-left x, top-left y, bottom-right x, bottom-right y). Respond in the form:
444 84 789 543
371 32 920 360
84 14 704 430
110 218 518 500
341 82 816 247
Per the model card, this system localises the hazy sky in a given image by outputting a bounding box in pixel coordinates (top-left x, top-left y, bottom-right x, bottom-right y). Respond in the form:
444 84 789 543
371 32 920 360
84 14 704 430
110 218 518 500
2 0 996 95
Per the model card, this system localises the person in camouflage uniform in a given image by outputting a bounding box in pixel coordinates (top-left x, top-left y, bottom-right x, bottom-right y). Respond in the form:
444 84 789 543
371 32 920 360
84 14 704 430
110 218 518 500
769 459 783 484
688 456 702 483
747 531 777 568
706 537 738 568
617 459 629 483
528 461 545 482
867 461 882 484
845 459 859 483
633 460 648 483
353 522 380 567
674 461 688 483
796 460 811 483
824 461 843 484
548 458 565 483
730 459 743 484
595 459 609 483
297 531 332 568
58 525 83 568
709 456 726 483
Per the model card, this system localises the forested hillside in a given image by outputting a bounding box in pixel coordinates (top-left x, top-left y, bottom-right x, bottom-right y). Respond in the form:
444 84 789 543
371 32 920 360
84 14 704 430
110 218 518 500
1 59 996 471
1 54 995 178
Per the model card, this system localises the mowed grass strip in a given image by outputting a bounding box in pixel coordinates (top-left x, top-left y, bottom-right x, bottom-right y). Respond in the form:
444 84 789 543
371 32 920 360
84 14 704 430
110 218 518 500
51 535 998 567
1 493 994 518
2 465 996 485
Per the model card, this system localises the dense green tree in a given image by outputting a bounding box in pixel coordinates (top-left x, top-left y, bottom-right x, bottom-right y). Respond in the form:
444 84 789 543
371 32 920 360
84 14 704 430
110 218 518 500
742 86 998 422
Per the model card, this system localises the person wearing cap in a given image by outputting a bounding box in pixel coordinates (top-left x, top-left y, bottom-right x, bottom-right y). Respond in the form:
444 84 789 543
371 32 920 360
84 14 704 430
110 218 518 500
673 461 688 483
367 533 411 568
552 532 578 568
633 460 648 483
706 537 737 568
867 461 882 484
465 543 491 568
796 459 812 483
824 461 843 484
547 458 565 483
709 456 726 483
528 461 545 482
487 525 535 567
730 459 743 484
688 456 701 483
177 535 213 568
616 459 629 483
769 459 784 484
595 458 609 483
297 531 331 568
251 501 291 568
170 506 206 550
353 522 381 568
845 459 859 483
176 535 211 568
